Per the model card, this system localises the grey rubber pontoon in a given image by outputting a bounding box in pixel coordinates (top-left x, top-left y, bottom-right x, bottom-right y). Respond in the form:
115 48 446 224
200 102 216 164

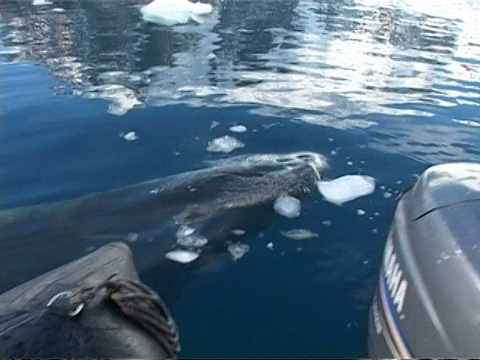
0 242 180 358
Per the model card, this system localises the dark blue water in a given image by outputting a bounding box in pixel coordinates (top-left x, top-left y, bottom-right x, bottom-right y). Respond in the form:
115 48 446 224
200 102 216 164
1 0 480 357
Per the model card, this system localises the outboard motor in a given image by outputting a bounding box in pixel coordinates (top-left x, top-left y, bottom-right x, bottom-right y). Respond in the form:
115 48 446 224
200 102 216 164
368 162 480 358
0 242 180 358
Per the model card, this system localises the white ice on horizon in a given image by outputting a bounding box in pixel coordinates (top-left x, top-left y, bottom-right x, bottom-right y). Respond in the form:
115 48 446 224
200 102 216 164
229 125 247 133
206 136 244 153
227 242 250 261
140 0 213 26
273 195 301 218
165 249 200 264
33 0 52 5
280 229 319 240
317 175 376 205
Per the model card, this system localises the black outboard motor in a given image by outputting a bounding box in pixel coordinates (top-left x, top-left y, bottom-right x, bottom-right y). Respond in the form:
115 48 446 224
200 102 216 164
368 162 480 358
0 242 180 358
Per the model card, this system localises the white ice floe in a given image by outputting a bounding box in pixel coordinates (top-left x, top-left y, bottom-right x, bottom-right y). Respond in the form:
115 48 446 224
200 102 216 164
140 0 213 26
33 0 52 5
273 195 301 218
266 242 274 250
176 225 195 238
280 229 319 240
206 136 244 153
165 249 200 264
176 234 208 248
357 209 366 216
229 125 247 133
227 242 250 261
317 175 376 205
127 232 139 242
122 131 138 141
231 229 246 236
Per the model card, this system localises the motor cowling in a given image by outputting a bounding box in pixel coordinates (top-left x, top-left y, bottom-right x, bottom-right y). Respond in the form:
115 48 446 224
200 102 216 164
368 162 480 358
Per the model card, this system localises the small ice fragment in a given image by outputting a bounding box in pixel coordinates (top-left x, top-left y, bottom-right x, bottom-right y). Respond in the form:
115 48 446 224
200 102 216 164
322 220 332 226
207 136 244 153
207 53 217 61
122 131 138 141
374 212 380 216
380 185 386 190
372 228 378 234
328 138 334 142
127 232 139 243
229 125 247 133
210 121 219 129
85 246 95 253
383 192 393 199
176 234 208 247
347 161 353 166
317 175 376 205
280 229 319 240
232 229 246 236
330 150 337 156
396 180 403 185
296 247 302 252
266 242 274 250
357 209 366 216
165 250 200 264
274 195 301 218
176 225 195 238
51 7 65 12
228 242 250 261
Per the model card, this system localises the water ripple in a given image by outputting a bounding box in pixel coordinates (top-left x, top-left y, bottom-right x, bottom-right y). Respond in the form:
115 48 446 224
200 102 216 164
1 0 480 162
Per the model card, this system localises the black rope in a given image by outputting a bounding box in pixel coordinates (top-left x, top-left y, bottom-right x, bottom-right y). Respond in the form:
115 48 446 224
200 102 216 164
69 274 181 359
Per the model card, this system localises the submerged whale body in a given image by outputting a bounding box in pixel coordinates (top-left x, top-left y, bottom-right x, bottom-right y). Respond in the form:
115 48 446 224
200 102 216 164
0 152 326 294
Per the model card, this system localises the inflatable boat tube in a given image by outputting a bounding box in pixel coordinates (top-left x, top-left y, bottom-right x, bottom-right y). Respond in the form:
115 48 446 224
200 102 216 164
0 241 180 358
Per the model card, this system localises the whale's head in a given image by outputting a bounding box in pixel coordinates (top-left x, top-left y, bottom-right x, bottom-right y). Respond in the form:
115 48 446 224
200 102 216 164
205 151 328 179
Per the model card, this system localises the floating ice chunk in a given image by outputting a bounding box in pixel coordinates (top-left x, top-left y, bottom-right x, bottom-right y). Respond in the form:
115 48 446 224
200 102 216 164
140 0 213 26
127 232 139 243
357 209 366 216
266 242 274 250
207 53 217 61
229 125 247 133
176 234 208 247
176 225 195 238
280 229 319 240
165 249 200 264
232 229 246 236
33 0 52 5
227 242 250 261
207 136 244 153
122 131 138 141
51 7 65 12
210 121 219 129
317 175 376 205
322 220 331 226
383 192 393 199
274 195 301 218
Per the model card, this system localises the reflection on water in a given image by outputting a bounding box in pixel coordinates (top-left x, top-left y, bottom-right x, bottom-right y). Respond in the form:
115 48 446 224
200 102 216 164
2 0 480 154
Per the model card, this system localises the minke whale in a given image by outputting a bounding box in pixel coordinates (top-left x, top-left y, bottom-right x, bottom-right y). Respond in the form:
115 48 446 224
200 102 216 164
0 152 327 294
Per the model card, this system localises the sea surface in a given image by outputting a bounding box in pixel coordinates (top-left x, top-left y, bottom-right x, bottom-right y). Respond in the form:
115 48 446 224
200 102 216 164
1 0 480 357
